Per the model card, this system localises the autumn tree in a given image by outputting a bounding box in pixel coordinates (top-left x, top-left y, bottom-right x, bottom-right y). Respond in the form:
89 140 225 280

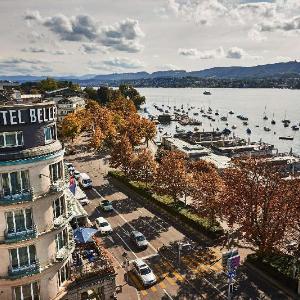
154 151 187 202
61 112 82 142
89 126 105 150
189 168 224 226
119 84 145 109
221 158 300 255
129 149 157 187
109 135 134 176
140 118 157 147
108 96 137 119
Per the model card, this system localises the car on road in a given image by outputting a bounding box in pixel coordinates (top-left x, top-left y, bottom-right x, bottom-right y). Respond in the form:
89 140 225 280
130 231 148 249
74 170 81 180
95 217 112 234
132 259 156 287
100 199 113 212
78 173 93 189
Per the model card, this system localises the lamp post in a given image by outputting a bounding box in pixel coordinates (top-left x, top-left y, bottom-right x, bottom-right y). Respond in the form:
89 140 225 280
122 252 129 281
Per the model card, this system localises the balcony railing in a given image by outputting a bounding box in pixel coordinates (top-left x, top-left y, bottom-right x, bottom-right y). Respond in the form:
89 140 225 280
55 240 75 262
5 225 37 243
8 260 40 279
0 190 33 206
49 181 65 193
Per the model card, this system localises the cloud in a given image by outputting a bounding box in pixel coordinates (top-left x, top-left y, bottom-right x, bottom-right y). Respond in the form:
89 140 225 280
248 28 267 42
80 43 107 54
21 47 71 55
24 11 144 53
0 57 52 75
160 63 180 70
258 16 300 32
178 47 225 59
102 57 144 69
178 46 259 59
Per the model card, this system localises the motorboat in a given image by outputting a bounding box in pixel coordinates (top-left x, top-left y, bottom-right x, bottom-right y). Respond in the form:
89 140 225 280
264 127 271 132
232 124 237 129
194 127 199 131
279 136 294 140
246 128 251 134
203 91 211 95
291 125 299 131
229 111 234 115
243 121 248 126
221 116 228 121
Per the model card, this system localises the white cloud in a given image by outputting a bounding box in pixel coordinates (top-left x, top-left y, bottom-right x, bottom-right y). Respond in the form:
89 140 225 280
178 46 260 60
24 11 145 53
80 43 107 54
21 47 71 55
248 28 267 42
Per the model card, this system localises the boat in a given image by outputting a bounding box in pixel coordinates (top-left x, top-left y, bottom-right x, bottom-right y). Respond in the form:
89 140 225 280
284 122 289 128
200 108 205 113
291 125 299 131
255 125 259 128
203 91 211 95
243 121 248 126
194 127 199 131
246 128 251 134
222 128 231 135
282 111 291 124
229 111 234 115
271 113 275 125
279 136 294 140
221 116 228 121
264 127 271 132
215 110 219 116
193 112 199 116
176 128 186 133
232 125 237 129
225 123 229 126
263 106 268 120
216 127 219 131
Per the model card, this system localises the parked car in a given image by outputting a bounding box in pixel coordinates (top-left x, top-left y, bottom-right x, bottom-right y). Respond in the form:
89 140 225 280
78 173 92 189
95 217 112 234
74 170 81 180
100 199 113 212
130 231 148 249
132 259 156 287
75 188 90 206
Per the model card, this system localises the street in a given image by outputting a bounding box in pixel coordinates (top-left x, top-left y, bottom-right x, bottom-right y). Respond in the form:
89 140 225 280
66 146 292 300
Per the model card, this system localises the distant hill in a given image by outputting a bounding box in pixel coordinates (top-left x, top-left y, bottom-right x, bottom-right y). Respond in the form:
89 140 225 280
1 61 300 83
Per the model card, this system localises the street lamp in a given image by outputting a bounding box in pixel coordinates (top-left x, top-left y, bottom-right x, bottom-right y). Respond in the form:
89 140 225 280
177 242 191 266
122 252 129 281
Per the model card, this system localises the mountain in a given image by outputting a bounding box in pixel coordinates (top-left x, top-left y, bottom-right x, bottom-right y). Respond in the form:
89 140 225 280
1 61 300 83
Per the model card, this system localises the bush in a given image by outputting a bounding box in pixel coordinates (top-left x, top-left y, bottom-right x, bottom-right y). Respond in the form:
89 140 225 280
109 170 224 239
246 253 299 292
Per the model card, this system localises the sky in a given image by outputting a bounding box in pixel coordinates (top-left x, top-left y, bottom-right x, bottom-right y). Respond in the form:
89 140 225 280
0 0 300 76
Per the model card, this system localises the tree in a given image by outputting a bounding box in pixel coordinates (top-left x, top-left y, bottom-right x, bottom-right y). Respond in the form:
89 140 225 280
109 135 134 176
129 149 157 187
84 87 98 100
89 126 105 150
140 118 157 147
108 96 137 119
188 159 216 174
119 84 145 109
39 77 58 91
120 114 144 146
189 168 224 226
154 151 187 202
221 158 300 255
61 112 82 142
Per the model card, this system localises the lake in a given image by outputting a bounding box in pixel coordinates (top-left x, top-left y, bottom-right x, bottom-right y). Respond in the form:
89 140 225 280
137 88 300 154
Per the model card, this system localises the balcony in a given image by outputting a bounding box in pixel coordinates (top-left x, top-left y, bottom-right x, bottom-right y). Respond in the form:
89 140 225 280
5 226 37 243
55 240 75 262
0 190 33 206
49 181 65 193
8 260 40 279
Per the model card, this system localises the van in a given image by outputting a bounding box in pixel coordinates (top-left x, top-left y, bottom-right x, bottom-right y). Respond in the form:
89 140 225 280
75 187 90 206
78 173 92 189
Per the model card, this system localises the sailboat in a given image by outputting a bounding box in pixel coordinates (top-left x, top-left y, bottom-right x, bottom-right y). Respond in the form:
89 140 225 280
263 106 268 120
271 113 276 125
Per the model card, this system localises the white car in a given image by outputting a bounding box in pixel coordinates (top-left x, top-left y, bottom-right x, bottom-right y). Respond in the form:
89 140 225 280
132 259 157 287
78 173 93 189
95 217 112 234
75 188 90 206
74 170 81 180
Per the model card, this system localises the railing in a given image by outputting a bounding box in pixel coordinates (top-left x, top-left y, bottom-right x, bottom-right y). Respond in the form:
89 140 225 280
4 225 37 243
49 181 65 193
55 239 75 262
8 260 40 279
0 189 33 206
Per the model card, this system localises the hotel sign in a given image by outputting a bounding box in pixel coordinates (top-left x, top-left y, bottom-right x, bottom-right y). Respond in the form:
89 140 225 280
0 106 57 126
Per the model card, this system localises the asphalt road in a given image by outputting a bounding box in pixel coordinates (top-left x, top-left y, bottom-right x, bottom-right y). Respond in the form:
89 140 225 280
66 147 292 300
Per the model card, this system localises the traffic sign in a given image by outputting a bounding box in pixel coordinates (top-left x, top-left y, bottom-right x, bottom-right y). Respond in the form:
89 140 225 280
222 248 238 268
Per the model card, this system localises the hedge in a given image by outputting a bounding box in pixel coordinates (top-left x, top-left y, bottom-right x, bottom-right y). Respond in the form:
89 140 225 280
246 253 299 292
108 170 224 239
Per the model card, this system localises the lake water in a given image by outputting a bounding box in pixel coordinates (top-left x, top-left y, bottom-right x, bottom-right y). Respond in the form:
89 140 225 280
137 88 300 154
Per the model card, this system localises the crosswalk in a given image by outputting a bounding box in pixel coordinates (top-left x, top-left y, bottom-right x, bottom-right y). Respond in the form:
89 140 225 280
128 252 224 298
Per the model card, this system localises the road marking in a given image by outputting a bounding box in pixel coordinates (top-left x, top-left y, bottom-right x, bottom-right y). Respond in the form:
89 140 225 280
115 233 138 259
129 253 160 263
162 262 185 282
128 272 148 296
163 289 174 300
153 264 176 286
159 281 167 289
150 285 157 292
93 187 158 254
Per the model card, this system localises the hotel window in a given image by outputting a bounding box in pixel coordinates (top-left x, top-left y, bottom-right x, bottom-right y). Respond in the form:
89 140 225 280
13 281 40 300
49 161 62 182
0 131 23 148
53 196 65 219
0 170 30 197
56 228 68 251
10 245 37 270
58 262 70 286
44 124 56 143
6 209 33 234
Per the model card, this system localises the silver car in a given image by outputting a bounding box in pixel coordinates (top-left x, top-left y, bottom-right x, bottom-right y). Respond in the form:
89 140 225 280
132 259 156 287
130 231 148 249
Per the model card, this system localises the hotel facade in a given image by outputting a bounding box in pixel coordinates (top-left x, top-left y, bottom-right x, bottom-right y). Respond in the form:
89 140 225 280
0 102 76 299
